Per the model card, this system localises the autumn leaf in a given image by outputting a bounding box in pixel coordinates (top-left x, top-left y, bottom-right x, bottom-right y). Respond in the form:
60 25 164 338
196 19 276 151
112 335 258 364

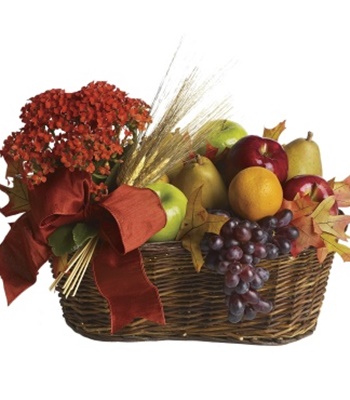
290 215 325 256
263 120 286 141
203 142 219 160
0 157 30 216
0 176 30 216
311 196 350 241
176 185 229 272
321 233 350 262
316 246 330 264
3 157 23 180
330 176 350 208
281 195 320 220
281 195 327 256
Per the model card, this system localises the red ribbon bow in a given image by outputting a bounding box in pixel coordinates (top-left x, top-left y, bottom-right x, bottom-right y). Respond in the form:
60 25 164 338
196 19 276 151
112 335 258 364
0 168 167 332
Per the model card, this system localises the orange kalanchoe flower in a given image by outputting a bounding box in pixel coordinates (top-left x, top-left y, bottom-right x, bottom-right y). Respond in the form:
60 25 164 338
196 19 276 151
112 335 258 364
0 81 152 197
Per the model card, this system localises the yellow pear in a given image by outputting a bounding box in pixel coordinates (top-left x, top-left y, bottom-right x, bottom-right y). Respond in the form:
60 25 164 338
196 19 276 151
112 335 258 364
167 160 184 181
284 131 323 180
171 155 228 209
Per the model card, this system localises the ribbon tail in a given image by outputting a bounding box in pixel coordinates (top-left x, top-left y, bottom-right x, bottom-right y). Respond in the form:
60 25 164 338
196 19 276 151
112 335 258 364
0 213 51 304
93 242 165 333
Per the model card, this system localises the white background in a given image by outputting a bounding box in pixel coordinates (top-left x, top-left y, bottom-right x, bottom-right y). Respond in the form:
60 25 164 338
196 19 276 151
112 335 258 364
1 1 349 399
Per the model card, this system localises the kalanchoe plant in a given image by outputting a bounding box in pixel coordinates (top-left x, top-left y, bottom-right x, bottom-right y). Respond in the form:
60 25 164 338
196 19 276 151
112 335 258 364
0 82 168 333
0 81 152 199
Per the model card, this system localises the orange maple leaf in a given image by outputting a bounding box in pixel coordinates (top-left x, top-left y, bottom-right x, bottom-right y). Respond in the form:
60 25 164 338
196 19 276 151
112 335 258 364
316 246 331 263
281 195 319 219
290 215 325 256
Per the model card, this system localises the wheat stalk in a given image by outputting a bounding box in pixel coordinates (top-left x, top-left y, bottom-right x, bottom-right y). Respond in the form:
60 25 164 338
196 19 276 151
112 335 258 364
49 236 99 297
117 41 235 188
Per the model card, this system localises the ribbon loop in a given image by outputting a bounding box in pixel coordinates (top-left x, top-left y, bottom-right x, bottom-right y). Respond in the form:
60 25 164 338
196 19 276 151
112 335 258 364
0 168 167 332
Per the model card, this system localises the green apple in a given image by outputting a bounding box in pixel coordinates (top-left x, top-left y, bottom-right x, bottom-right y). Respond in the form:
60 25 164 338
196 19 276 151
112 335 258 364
197 119 248 161
146 182 188 242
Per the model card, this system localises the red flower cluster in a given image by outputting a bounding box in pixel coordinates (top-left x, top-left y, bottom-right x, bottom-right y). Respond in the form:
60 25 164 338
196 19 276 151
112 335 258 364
1 81 152 198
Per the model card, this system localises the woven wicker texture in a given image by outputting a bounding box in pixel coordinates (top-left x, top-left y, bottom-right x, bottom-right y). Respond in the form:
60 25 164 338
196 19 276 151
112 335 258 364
55 242 334 344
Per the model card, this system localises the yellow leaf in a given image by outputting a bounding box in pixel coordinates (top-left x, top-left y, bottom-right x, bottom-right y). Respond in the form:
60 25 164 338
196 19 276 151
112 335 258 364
263 120 286 141
331 176 350 208
311 196 350 241
176 185 229 272
321 233 350 262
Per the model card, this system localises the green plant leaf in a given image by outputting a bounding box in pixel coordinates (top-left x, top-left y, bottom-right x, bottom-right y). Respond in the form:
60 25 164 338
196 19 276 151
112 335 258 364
72 222 98 248
47 224 77 256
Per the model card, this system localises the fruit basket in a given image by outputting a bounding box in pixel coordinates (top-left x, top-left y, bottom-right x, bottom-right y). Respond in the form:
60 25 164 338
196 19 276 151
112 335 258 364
55 242 334 344
1 64 350 345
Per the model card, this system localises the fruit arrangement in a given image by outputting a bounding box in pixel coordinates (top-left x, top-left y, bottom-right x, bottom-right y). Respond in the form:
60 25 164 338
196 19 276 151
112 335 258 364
154 119 350 324
0 77 349 339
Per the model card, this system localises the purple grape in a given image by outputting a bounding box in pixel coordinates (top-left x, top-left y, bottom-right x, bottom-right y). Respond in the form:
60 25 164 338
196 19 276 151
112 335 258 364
217 260 230 274
235 280 250 294
242 241 255 255
225 271 240 288
275 209 293 227
225 245 244 261
208 234 224 251
229 294 245 315
273 236 292 254
277 225 300 240
256 267 270 282
240 264 255 283
239 219 255 229
251 227 267 243
220 218 238 236
233 225 252 242
204 251 219 270
265 243 279 259
252 256 261 265
250 275 264 290
253 242 267 259
228 312 244 323
241 289 260 305
224 237 240 248
244 305 257 320
240 253 253 264
253 299 273 314
258 216 278 230
228 261 242 274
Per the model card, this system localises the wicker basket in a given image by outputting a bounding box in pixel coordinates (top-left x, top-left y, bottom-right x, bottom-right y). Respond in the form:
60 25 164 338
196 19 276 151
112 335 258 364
55 242 334 345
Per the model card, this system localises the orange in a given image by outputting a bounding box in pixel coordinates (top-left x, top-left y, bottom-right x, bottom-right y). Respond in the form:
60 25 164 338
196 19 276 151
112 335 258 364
228 166 283 221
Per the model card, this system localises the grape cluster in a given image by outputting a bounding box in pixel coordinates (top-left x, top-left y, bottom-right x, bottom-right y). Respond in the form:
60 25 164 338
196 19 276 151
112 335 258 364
203 209 299 323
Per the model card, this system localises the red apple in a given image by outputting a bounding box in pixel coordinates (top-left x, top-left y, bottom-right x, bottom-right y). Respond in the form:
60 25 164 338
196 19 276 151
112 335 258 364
283 174 338 215
224 135 288 184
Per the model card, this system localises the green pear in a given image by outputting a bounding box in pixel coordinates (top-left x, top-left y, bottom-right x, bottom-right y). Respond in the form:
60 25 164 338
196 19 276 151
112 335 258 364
284 131 323 180
171 155 228 209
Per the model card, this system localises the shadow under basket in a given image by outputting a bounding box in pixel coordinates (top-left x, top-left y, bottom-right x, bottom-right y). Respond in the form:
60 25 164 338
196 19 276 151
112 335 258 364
55 242 334 345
